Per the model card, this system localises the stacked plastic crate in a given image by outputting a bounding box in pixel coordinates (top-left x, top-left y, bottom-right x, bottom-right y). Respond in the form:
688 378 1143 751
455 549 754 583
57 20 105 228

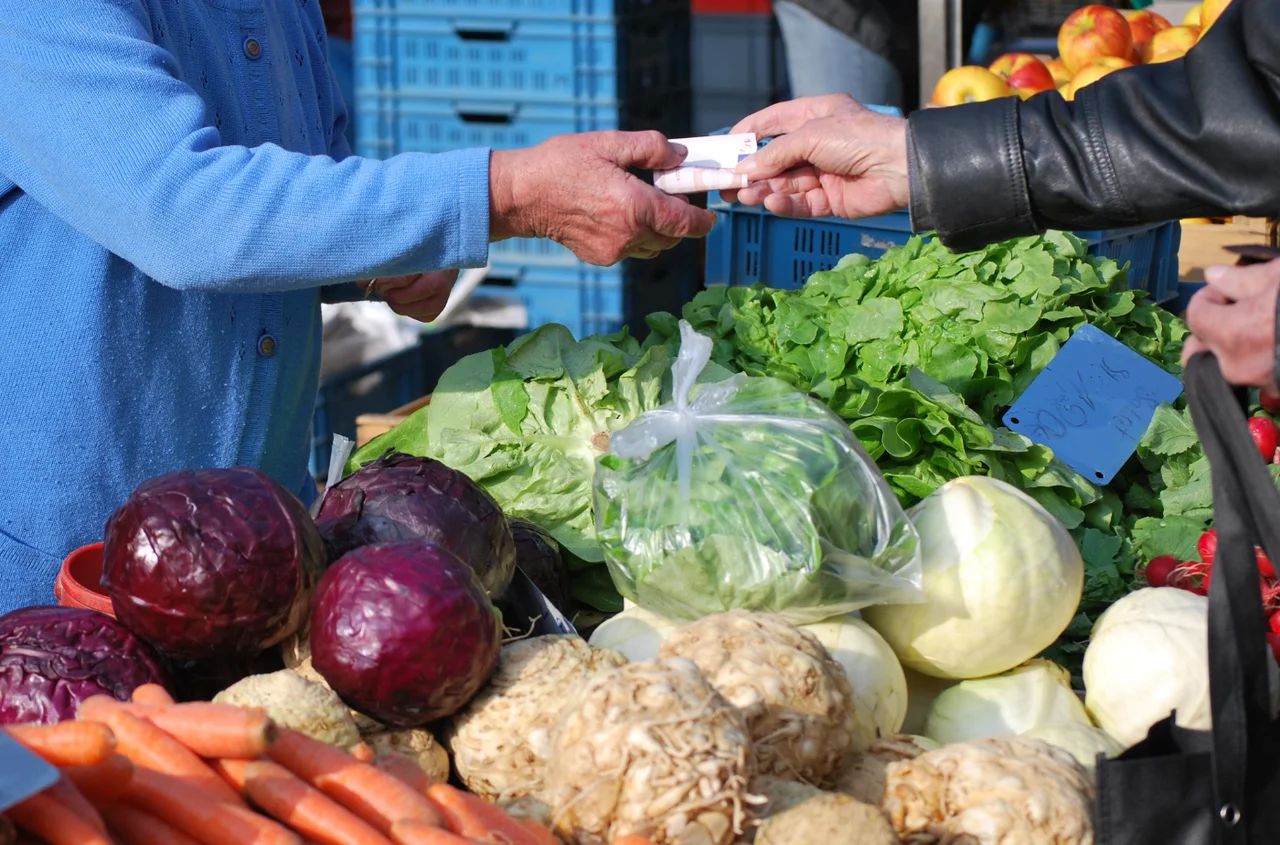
690 0 785 134
353 0 697 339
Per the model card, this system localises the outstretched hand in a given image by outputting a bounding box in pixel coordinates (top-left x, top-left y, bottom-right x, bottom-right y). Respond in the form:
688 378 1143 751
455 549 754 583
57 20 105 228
720 95 910 221
1183 259 1280 391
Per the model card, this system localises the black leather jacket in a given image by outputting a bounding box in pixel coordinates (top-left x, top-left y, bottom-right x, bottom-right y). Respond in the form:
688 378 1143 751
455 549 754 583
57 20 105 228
907 0 1280 254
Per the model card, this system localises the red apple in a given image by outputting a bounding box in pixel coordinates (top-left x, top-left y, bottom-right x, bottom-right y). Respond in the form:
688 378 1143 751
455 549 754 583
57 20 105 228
931 66 1012 107
989 53 1058 98
1059 5 1135 74
1126 10 1173 60
1144 25 1200 62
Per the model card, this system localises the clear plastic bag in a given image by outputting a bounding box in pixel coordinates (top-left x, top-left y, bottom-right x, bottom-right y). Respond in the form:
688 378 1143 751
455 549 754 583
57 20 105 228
593 321 924 624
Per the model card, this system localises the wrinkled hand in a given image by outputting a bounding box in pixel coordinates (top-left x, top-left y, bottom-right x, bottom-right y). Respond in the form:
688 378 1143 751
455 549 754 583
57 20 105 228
489 131 717 265
358 270 458 323
719 95 909 220
1182 259 1280 390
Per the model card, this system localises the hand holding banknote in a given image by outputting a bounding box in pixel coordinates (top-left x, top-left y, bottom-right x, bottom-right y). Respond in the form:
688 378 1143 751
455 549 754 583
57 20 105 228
489 131 717 265
721 95 910 220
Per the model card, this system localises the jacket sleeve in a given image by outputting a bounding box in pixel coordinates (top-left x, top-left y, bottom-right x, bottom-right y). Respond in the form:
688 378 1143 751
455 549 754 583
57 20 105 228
0 0 490 294
907 0 1280 253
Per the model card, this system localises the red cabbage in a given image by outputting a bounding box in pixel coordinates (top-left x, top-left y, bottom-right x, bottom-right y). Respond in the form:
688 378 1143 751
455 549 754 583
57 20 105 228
508 518 570 611
102 467 326 661
314 453 516 599
309 540 502 727
0 606 168 724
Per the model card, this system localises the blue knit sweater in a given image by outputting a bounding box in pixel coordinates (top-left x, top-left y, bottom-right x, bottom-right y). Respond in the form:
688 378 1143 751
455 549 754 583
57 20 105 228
0 0 492 613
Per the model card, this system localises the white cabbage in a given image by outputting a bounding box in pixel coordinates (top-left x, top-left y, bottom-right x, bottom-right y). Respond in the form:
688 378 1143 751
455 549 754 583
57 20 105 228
924 659 1092 745
1021 721 1124 776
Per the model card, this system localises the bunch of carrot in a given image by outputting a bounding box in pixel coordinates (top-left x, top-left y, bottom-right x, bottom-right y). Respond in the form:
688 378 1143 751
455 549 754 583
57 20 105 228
0 684 559 845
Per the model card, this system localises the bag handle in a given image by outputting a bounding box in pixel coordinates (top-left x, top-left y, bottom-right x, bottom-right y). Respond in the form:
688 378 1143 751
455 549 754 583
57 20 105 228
1185 353 1279 838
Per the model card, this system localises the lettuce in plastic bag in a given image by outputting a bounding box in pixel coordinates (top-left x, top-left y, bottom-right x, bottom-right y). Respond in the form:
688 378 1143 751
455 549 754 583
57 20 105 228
593 321 924 623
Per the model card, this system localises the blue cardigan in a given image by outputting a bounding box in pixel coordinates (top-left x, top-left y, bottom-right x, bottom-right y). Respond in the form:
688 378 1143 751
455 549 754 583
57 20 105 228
0 0 491 613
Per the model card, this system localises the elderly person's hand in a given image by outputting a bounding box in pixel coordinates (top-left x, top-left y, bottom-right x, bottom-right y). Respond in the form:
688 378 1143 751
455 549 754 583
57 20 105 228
1182 259 1280 391
358 270 458 323
719 95 909 220
489 131 717 265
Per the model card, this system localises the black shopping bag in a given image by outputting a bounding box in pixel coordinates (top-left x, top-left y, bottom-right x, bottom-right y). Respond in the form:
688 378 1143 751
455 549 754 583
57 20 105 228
1095 353 1280 844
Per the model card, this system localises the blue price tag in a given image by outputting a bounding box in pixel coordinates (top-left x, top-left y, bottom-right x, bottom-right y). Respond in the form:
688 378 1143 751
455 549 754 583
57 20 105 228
1002 324 1184 485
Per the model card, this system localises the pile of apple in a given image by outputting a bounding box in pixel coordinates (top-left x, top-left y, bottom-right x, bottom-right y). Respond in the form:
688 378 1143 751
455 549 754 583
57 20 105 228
931 0 1230 107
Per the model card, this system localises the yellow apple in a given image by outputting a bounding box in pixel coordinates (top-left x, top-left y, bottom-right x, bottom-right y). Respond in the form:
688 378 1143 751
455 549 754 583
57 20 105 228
1183 4 1203 26
1145 25 1200 62
1200 0 1231 35
1044 57 1074 88
1067 57 1135 99
1125 9 1173 61
931 66 1013 106
1058 5 1135 73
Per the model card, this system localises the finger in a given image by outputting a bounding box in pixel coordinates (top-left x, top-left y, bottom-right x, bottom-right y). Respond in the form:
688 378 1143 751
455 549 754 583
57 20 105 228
368 273 418 291
762 191 829 219
744 166 824 197
380 279 452 307
1203 259 1280 301
1181 334 1208 366
730 95 854 136
737 131 819 181
610 130 689 170
720 188 740 203
636 190 718 240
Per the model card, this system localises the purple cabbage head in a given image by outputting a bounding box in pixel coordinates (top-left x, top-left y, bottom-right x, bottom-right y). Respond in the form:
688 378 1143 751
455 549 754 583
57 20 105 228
309 540 502 727
0 606 169 724
102 467 326 661
508 519 570 611
314 453 516 600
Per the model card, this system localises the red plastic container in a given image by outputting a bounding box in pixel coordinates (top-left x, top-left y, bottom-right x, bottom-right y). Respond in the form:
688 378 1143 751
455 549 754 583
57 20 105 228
55 542 116 618
691 0 772 14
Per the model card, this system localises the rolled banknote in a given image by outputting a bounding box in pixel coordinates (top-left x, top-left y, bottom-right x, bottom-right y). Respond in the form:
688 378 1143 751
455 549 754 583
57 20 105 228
653 167 749 194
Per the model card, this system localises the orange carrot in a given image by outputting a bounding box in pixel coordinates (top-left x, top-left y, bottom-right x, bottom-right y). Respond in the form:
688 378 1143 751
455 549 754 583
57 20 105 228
389 821 482 845
126 767 302 845
63 755 135 805
350 743 375 763
371 753 433 794
426 785 540 845
520 819 559 845
77 701 244 807
267 730 444 834
130 685 176 707
5 722 116 767
97 701 276 759
47 779 107 836
6 791 114 845
215 759 396 845
101 805 202 845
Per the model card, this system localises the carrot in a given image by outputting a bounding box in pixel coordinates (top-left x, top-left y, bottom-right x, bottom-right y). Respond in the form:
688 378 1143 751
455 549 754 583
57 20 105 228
426 785 541 845
97 700 276 760
267 730 444 834
63 755 134 805
371 753 433 794
48 779 107 836
6 791 114 845
350 743 375 763
77 701 244 807
520 819 559 845
389 821 481 845
126 767 302 845
5 722 115 767
215 759 396 845
130 685 176 707
101 805 202 845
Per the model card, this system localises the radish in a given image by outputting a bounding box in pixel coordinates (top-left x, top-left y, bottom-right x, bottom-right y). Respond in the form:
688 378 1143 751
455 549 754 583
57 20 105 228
1143 556 1179 588
1198 530 1217 566
1261 390 1280 416
1248 417 1279 463
1269 612 1280 637
1258 549 1277 579
1268 633 1280 665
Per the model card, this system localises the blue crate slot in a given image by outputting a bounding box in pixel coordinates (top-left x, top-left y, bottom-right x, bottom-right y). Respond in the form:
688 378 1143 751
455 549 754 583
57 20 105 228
704 201 1181 304
355 0 681 23
355 11 688 105
355 89 689 157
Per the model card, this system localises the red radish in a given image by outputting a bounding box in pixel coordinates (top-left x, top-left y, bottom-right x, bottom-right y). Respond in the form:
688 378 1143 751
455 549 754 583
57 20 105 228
1258 548 1277 579
1268 633 1280 665
1144 555 1179 588
1269 612 1280 637
1198 529 1218 566
1261 390 1280 416
1248 417 1279 463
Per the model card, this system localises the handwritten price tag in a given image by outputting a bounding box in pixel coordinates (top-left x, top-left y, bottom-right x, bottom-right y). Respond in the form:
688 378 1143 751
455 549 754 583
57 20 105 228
1002 324 1184 485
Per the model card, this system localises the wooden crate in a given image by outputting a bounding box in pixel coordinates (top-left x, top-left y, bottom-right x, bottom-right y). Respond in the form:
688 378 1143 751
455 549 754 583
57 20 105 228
1178 217 1279 282
355 394 430 447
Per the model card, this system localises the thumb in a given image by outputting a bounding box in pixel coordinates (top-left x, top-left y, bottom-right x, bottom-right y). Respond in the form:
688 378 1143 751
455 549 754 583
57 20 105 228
1204 259 1280 301
610 130 688 170
736 132 814 180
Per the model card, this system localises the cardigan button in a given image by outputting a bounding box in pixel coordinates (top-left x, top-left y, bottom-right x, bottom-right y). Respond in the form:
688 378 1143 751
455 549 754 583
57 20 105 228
244 38 263 60
258 334 277 357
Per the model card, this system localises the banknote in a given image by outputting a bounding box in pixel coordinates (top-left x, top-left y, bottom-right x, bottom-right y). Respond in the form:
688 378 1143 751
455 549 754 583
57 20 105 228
653 133 758 195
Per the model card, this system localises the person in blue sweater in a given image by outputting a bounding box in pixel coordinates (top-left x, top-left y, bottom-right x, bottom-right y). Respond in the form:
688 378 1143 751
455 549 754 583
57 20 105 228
0 0 715 614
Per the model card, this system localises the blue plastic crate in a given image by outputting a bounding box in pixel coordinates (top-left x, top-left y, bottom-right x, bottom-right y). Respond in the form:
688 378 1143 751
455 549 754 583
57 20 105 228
355 89 689 158
475 246 699 338
354 0 689 107
356 0 677 23
310 326 516 479
704 201 1182 305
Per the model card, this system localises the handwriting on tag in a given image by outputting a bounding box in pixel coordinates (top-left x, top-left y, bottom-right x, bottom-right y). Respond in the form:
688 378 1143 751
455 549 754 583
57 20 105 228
1002 324 1184 485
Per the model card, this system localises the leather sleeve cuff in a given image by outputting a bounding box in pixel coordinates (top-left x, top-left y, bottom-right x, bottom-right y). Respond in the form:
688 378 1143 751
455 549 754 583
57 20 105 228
906 98 1040 253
